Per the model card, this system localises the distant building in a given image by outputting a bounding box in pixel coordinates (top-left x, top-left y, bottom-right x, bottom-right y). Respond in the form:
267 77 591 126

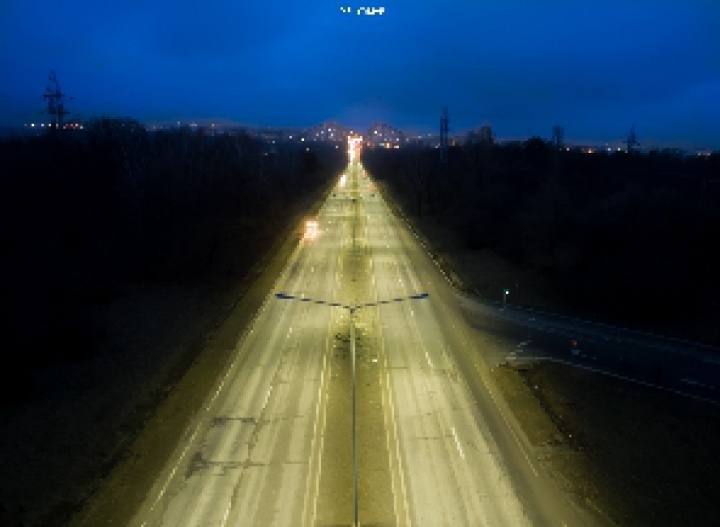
466 124 494 145
366 122 405 148
304 121 348 142
61 120 85 131
551 125 564 149
246 128 304 143
479 125 493 143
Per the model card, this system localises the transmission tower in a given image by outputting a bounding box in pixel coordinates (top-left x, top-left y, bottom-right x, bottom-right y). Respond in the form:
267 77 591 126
626 125 639 153
439 106 449 164
552 125 564 149
551 125 564 177
43 70 72 130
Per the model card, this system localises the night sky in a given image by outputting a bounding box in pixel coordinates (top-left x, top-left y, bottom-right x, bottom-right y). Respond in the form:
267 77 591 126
2 1 719 148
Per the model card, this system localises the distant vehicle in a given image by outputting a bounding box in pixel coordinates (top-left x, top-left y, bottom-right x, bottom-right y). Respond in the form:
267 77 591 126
304 219 320 240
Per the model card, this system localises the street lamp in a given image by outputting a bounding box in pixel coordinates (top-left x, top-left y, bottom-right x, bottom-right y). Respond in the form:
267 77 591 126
503 288 510 309
275 291 429 527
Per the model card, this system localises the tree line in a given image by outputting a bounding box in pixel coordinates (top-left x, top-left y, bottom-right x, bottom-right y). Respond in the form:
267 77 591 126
362 140 720 334
0 119 345 403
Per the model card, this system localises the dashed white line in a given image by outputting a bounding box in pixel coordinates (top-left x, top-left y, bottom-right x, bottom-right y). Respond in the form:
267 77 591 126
680 378 716 390
263 386 273 409
424 349 434 368
220 502 232 527
450 426 465 459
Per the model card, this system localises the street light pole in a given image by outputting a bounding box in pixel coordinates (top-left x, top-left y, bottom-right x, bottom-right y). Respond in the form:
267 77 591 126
349 307 358 526
352 167 359 253
275 291 429 527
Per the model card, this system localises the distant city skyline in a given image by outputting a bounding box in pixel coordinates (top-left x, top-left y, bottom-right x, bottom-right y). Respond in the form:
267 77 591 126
7 116 714 153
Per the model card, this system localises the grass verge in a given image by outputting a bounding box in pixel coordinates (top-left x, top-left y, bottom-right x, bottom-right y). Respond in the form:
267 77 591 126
493 362 720 527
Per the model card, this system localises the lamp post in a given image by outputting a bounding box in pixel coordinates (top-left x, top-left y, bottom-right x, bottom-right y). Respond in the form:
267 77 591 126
275 291 429 526
352 166 359 252
503 288 510 309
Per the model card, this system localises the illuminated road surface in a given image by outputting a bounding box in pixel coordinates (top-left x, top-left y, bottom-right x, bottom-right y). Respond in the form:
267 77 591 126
131 162 603 526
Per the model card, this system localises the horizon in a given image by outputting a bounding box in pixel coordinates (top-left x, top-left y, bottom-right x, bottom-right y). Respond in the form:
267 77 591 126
3 119 715 152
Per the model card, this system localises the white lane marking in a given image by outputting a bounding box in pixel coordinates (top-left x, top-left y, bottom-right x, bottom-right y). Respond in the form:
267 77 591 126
450 426 465 459
549 358 720 405
385 367 411 526
303 318 332 527
702 356 720 365
424 349 434 368
484 379 539 476
372 241 410 527
262 386 273 409
680 378 715 390
220 502 232 527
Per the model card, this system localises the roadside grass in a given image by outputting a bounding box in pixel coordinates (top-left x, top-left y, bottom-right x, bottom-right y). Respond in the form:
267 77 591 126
494 362 720 527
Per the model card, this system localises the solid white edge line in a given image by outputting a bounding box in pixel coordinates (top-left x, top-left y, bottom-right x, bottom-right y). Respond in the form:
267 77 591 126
484 381 538 476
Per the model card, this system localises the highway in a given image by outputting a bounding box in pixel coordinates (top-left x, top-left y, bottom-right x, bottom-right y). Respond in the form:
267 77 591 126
130 161 606 526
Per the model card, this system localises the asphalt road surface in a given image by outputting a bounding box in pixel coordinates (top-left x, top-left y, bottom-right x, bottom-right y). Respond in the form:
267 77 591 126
130 161 607 526
457 295 720 404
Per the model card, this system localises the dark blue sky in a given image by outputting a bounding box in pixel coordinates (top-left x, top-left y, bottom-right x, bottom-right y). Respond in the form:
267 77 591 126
2 1 719 148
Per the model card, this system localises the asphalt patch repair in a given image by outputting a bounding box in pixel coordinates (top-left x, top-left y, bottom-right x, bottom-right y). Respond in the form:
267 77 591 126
492 361 720 527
